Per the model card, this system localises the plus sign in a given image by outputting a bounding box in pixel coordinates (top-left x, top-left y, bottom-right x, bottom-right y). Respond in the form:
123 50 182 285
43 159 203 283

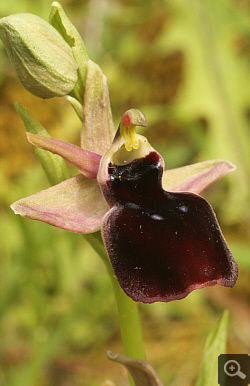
229 364 236 372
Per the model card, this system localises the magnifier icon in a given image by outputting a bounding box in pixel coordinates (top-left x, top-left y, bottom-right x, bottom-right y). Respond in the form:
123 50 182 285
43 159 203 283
224 360 246 379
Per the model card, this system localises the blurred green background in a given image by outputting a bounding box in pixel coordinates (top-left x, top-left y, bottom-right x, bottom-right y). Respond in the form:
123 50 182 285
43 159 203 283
0 0 249 385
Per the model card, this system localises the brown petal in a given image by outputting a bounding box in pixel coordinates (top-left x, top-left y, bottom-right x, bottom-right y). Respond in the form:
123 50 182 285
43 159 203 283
101 152 238 303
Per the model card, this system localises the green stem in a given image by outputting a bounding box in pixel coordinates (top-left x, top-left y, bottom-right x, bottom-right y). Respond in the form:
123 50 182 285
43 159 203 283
109 272 146 360
84 232 146 384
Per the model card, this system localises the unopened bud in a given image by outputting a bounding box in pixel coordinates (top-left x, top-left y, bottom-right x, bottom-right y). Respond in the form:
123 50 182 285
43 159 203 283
0 13 78 98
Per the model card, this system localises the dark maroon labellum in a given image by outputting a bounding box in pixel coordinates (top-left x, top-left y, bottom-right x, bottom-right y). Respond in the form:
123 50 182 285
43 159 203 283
101 152 238 303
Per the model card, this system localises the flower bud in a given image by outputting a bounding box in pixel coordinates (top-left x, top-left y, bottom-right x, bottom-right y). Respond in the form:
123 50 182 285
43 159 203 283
0 13 78 98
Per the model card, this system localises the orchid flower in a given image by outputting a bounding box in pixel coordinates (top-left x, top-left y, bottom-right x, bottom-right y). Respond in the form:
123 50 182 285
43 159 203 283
4 4 237 306
11 65 238 303
2 5 239 384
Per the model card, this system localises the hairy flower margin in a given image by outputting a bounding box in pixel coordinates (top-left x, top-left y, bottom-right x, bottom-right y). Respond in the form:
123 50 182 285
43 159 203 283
2 3 238 305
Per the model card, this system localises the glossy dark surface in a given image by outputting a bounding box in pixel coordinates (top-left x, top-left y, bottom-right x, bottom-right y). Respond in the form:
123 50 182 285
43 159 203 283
102 152 238 303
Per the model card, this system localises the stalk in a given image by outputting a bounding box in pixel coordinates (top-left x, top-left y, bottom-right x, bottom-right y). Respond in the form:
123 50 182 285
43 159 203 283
84 232 146 385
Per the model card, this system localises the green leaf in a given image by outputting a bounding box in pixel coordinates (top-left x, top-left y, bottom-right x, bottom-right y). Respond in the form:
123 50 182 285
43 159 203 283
14 102 71 185
49 2 89 103
196 311 229 386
